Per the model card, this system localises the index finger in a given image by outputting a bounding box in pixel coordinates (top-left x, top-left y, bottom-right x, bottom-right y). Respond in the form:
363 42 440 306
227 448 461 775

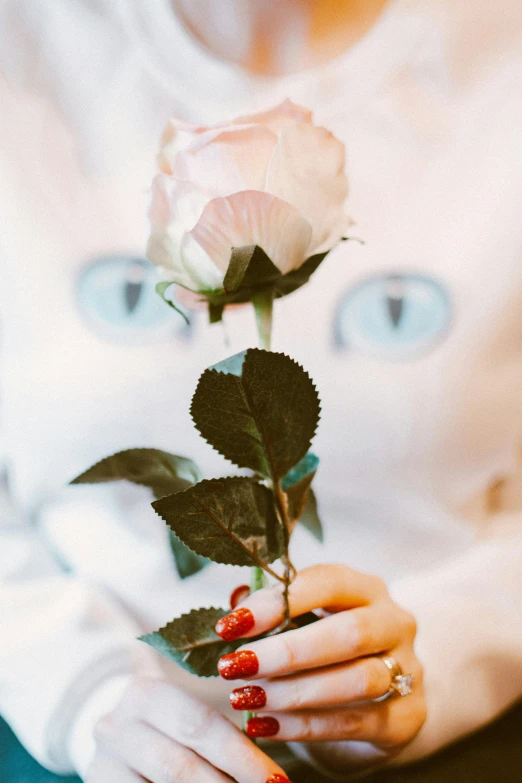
216 563 383 642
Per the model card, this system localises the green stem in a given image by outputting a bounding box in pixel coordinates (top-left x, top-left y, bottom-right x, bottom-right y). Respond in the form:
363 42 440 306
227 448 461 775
251 286 294 626
250 288 275 597
252 289 274 351
250 564 266 593
245 288 295 733
245 289 276 741
274 483 293 630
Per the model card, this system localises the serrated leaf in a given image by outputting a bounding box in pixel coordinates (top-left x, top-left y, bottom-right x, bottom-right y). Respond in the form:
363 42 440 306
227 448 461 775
299 488 323 542
71 449 208 579
152 476 284 566
211 350 247 377
139 607 242 677
169 533 210 579
71 448 202 500
156 282 190 324
191 348 321 480
224 245 281 294
282 452 319 528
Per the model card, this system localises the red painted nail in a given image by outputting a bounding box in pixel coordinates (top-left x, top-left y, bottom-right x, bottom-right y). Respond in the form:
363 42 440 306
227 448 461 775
217 650 259 680
246 716 280 738
215 607 255 642
266 777 292 783
230 584 251 610
230 685 267 711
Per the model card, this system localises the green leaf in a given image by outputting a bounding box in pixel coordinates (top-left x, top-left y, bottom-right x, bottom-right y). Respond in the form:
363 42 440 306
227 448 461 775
191 348 321 480
203 247 332 311
224 245 281 294
169 533 210 580
71 448 202 500
299 488 323 542
152 476 284 566
282 453 323 541
139 607 242 677
71 449 209 579
208 302 225 324
282 452 319 528
156 282 190 324
282 452 319 491
274 251 329 298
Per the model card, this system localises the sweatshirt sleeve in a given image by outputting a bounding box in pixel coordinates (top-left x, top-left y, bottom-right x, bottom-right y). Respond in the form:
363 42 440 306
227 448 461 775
0 490 156 775
389 495 522 763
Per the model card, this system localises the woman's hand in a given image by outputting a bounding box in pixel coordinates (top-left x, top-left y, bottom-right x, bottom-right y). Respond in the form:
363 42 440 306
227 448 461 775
215 564 427 773
86 676 291 783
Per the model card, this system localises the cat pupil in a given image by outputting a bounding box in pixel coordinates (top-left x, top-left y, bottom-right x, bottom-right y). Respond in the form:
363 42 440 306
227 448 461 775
386 294 404 328
124 261 147 314
385 275 405 328
124 280 143 313
333 272 451 358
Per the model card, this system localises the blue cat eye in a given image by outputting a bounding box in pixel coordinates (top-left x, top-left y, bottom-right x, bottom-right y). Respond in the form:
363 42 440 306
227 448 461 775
77 256 190 342
334 273 451 359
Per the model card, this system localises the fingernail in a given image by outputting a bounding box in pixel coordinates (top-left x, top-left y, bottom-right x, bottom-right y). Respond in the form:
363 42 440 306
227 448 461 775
266 777 292 783
230 685 267 710
215 607 255 641
246 716 280 738
217 650 259 680
230 584 250 609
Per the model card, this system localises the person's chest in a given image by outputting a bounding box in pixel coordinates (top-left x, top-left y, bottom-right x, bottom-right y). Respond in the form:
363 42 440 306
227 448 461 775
0 54 520 519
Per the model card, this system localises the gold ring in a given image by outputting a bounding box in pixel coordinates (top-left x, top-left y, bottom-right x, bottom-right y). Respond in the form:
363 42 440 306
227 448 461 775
380 656 414 698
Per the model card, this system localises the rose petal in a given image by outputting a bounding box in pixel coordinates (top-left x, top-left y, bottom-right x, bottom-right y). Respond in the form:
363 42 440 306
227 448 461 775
147 175 214 287
233 98 313 134
265 124 350 254
159 122 253 175
171 125 278 197
158 100 311 172
158 118 211 173
174 286 210 311
146 233 193 287
186 190 313 276
179 232 227 290
149 174 209 232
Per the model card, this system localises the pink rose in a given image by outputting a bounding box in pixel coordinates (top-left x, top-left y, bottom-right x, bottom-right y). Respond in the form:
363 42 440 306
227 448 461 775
147 99 350 293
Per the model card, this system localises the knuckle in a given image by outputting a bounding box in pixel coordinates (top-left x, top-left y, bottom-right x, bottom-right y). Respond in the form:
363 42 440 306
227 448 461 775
368 574 387 595
275 677 304 709
179 704 217 745
296 712 316 742
339 709 363 738
364 658 389 699
347 664 369 700
389 700 427 747
389 722 413 747
313 563 352 602
125 675 159 709
158 746 197 783
400 609 418 639
351 613 372 656
93 712 119 745
335 611 362 654
279 633 299 670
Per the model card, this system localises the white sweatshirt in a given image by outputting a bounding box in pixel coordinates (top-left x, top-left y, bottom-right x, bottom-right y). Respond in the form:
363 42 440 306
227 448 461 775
0 0 521 777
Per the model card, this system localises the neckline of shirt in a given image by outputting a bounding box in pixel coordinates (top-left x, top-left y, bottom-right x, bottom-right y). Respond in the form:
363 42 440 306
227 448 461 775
114 0 434 117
